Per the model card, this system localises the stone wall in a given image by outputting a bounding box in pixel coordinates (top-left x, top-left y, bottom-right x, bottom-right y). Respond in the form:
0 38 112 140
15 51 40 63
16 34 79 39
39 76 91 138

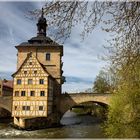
13 112 61 130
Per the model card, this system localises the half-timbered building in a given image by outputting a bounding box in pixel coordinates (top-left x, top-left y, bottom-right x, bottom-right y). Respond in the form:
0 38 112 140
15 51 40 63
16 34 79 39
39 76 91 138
12 9 65 128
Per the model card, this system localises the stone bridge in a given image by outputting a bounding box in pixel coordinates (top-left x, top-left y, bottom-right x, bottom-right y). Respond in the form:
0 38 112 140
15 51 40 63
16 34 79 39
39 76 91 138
0 93 112 117
0 96 12 113
59 93 112 116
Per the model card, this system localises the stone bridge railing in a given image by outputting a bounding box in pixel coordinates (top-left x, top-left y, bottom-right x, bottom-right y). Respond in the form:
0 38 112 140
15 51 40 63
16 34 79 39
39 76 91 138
0 96 12 112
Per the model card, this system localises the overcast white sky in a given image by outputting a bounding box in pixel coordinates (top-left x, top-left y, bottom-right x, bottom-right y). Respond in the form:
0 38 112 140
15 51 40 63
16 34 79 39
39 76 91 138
0 2 111 93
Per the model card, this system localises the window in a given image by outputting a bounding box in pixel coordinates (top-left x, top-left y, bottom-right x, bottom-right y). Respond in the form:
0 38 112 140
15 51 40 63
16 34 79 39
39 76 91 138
30 91 35 96
29 62 32 65
34 71 37 74
39 79 44 84
40 91 45 96
28 79 32 85
15 106 17 110
39 106 43 111
46 53 50 61
22 106 26 110
21 91 26 96
22 106 30 111
15 91 19 96
24 71 27 74
17 79 21 85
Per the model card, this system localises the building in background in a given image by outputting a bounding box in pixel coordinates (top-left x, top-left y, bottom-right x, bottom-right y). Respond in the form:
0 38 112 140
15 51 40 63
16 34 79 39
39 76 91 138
0 79 13 97
12 9 65 129
0 79 13 118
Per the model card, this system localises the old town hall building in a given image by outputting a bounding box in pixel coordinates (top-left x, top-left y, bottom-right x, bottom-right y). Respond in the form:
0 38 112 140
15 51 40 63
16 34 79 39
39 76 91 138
12 9 65 128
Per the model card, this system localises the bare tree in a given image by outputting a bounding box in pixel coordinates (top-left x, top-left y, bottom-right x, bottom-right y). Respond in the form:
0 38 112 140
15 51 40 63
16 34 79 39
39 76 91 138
31 1 139 43
30 1 112 41
30 1 140 71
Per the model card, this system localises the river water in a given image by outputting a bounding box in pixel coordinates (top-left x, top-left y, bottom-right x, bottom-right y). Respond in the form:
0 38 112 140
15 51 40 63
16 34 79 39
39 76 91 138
0 111 106 138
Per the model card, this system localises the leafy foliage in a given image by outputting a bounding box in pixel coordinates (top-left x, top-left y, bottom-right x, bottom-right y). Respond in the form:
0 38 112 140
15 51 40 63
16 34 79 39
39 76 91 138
104 60 140 138
84 68 117 94
93 70 110 93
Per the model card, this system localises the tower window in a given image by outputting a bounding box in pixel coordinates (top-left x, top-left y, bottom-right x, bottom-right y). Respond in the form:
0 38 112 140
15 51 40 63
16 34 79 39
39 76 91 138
39 79 44 84
46 53 50 61
15 91 19 96
40 91 45 96
39 106 43 111
22 106 30 111
30 91 35 96
17 79 21 85
28 79 33 85
21 91 26 96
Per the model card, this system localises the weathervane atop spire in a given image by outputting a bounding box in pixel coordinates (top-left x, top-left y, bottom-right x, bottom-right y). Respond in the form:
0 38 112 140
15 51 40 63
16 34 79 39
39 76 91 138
36 7 47 36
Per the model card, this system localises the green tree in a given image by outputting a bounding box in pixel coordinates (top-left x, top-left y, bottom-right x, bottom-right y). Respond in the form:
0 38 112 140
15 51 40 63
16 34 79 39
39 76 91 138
93 70 110 93
104 57 140 138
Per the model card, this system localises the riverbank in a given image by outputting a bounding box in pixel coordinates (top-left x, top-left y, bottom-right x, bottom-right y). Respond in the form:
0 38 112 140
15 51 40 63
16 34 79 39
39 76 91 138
71 103 108 120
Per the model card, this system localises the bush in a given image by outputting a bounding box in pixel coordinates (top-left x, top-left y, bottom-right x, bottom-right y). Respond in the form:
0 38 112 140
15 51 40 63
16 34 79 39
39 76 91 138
104 84 140 138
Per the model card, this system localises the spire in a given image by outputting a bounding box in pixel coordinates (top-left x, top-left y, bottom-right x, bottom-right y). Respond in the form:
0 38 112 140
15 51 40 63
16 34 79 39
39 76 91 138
37 7 47 36
41 8 44 18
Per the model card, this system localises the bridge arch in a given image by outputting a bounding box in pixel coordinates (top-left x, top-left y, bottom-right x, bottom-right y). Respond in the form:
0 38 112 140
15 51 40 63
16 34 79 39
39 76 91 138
0 106 12 119
59 93 111 117
0 104 11 113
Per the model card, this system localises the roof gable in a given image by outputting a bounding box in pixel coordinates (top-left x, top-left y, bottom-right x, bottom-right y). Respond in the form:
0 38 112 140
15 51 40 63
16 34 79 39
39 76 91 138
12 52 50 77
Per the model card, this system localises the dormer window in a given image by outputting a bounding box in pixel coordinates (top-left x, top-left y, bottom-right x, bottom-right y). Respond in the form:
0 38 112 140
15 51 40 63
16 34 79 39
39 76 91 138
46 53 50 61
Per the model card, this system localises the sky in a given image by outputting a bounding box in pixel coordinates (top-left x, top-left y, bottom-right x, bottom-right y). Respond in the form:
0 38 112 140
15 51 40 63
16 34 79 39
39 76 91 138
0 2 111 93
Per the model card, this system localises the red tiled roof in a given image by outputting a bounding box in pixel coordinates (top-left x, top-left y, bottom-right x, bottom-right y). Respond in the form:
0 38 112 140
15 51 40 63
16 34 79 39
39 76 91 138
3 80 13 89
